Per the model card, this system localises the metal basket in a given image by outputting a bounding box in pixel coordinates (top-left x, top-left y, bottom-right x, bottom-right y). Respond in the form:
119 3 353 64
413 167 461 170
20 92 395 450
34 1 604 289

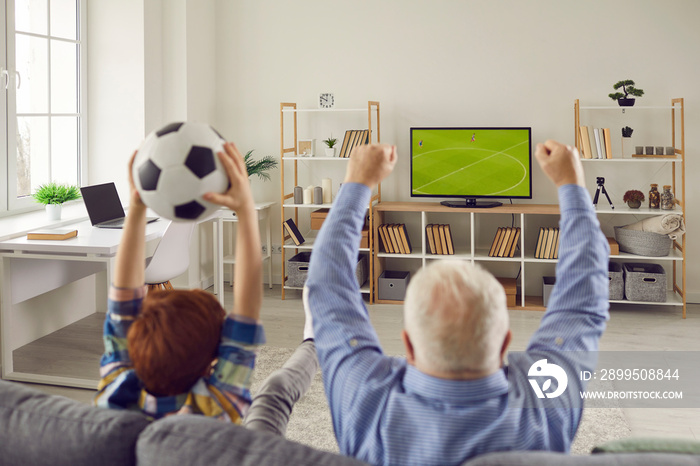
614 226 671 257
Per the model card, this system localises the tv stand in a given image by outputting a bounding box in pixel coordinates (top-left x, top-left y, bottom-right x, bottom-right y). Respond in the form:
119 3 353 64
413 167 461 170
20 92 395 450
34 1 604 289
440 199 503 208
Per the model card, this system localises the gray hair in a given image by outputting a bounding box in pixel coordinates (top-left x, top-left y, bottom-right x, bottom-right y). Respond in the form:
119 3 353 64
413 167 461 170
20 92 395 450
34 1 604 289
403 260 509 374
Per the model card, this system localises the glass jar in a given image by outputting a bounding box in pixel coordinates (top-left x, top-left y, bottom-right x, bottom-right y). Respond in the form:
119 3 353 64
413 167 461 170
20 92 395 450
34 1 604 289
649 184 660 209
661 185 675 210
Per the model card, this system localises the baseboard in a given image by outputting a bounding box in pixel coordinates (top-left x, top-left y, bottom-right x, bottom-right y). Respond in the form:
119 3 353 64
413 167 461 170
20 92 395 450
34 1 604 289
686 291 700 305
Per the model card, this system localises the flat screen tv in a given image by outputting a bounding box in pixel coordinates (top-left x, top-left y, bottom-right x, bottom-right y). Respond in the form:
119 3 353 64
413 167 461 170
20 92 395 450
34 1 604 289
410 127 532 208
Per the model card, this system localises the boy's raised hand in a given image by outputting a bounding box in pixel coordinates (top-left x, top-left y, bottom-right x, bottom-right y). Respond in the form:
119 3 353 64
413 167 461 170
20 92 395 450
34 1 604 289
203 142 255 214
345 144 397 190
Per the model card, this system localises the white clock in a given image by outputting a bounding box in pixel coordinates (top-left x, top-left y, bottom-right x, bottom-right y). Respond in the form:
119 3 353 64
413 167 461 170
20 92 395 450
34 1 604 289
319 93 334 109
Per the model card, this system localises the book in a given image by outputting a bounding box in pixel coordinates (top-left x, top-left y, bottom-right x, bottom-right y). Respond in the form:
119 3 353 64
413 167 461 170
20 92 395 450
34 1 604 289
387 224 402 254
552 228 560 259
489 227 504 257
543 227 556 259
588 126 599 159
380 224 393 253
598 128 607 159
26 228 78 241
398 224 412 254
444 224 454 255
534 227 546 258
603 127 613 159
378 224 390 253
283 219 305 246
426 224 436 254
438 225 448 255
339 130 352 158
593 128 603 159
578 126 592 159
507 227 521 258
433 224 443 255
390 224 405 254
497 227 512 257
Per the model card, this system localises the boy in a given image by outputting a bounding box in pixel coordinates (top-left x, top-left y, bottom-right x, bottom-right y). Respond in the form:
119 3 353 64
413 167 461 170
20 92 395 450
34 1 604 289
95 142 268 422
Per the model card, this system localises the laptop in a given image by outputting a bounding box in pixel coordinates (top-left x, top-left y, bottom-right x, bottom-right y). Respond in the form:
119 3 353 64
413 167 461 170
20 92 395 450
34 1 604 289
81 182 158 228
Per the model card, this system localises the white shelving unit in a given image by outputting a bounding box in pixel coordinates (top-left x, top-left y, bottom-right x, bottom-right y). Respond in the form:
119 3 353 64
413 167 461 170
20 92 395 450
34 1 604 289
575 98 687 317
279 101 381 301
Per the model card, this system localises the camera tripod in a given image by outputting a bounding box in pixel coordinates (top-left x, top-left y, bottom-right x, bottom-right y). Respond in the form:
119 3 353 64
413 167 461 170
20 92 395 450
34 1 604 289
593 177 614 209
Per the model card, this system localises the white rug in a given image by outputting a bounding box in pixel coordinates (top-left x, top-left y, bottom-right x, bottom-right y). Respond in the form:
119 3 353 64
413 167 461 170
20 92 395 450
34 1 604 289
250 346 631 456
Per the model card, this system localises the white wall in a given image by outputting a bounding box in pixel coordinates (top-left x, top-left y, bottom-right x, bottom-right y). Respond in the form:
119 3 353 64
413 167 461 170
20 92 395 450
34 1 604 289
213 0 700 300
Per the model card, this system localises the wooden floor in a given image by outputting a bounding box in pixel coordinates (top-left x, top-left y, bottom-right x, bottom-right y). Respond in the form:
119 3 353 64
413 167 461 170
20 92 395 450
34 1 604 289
8 284 700 439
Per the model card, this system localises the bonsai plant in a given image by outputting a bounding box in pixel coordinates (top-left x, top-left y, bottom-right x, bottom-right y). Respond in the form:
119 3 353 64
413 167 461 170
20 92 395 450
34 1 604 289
622 189 645 209
323 136 338 157
244 150 278 181
32 182 82 220
609 80 644 107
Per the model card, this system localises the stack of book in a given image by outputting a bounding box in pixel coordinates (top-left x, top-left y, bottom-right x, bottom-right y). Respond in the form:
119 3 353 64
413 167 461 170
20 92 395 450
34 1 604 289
338 129 370 158
425 224 454 255
534 227 560 259
578 126 612 159
378 223 412 254
488 227 520 258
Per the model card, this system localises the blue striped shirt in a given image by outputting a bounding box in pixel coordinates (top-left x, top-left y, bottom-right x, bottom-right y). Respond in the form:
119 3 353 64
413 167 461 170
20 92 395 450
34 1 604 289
306 183 609 465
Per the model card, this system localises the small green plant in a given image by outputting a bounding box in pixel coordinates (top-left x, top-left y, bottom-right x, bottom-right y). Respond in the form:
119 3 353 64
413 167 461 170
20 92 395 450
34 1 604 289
244 150 278 181
609 80 644 101
323 136 338 148
32 183 81 205
623 190 645 203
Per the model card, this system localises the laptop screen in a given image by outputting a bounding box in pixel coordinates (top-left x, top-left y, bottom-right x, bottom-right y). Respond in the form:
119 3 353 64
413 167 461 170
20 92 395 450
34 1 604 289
80 182 126 225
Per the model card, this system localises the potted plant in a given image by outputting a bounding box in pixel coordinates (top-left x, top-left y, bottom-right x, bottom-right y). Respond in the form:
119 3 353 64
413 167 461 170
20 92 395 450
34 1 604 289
244 150 278 181
609 80 644 107
323 136 338 157
622 189 645 209
32 182 82 220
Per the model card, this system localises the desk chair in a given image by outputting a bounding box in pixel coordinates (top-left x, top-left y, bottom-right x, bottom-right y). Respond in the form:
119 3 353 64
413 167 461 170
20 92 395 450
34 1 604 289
145 221 196 292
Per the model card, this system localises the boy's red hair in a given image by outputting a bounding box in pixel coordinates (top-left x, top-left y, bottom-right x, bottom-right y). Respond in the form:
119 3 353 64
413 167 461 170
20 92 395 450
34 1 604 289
128 289 225 396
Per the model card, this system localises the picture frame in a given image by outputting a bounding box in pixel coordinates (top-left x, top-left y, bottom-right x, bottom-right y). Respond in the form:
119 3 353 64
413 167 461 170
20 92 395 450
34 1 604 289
298 139 314 156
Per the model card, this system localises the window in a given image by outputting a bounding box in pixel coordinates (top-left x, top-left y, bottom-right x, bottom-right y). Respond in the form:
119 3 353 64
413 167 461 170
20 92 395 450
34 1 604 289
1 0 86 213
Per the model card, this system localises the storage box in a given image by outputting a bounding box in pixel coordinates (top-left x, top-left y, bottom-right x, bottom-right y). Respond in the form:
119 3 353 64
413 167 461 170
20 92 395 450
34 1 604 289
542 276 556 307
310 208 330 230
287 251 368 288
378 270 410 301
608 262 624 300
607 236 619 255
623 262 666 302
287 251 312 288
496 277 517 308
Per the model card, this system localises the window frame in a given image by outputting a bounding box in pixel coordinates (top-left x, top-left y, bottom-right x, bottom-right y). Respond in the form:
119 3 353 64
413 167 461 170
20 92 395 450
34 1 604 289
2 0 87 214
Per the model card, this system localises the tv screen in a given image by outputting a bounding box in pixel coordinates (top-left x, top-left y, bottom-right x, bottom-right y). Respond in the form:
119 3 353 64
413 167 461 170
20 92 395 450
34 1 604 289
410 127 532 208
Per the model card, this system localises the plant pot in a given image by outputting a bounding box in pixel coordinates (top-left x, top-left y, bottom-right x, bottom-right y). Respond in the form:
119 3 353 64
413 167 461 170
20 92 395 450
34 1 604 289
617 98 636 107
626 200 642 209
46 203 62 220
324 147 336 157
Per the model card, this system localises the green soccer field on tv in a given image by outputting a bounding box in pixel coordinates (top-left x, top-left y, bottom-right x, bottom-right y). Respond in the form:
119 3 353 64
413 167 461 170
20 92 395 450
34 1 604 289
410 127 532 201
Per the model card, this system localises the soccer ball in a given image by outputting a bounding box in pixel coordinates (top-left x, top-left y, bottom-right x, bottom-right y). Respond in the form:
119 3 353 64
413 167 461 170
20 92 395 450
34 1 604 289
132 122 229 222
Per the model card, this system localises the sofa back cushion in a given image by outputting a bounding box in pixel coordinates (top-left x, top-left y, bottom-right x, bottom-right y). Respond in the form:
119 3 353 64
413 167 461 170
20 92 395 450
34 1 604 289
137 415 368 466
0 381 150 466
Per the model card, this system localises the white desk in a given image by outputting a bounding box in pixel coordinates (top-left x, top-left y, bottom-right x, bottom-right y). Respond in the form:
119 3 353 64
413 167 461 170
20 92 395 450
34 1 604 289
0 219 168 388
212 202 275 307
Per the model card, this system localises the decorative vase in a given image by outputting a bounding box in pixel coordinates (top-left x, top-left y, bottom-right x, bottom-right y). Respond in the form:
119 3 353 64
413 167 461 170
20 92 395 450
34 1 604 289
46 203 62 220
626 200 641 209
617 98 636 107
324 147 335 157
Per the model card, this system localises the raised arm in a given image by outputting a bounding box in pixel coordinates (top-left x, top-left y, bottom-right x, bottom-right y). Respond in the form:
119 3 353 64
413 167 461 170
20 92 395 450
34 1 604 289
112 151 147 288
203 142 262 321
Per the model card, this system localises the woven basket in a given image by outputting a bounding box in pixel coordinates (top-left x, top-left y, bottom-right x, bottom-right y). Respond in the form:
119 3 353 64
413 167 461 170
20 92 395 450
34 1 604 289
614 226 671 257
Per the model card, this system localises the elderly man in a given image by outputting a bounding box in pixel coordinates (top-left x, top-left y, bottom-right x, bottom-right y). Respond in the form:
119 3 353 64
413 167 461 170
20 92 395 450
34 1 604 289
305 140 609 465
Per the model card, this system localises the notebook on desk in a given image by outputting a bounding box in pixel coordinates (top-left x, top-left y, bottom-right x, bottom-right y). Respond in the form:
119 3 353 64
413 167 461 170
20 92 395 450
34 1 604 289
81 182 158 228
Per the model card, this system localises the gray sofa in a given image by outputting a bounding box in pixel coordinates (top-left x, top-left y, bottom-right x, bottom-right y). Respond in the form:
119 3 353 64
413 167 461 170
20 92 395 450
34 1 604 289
2 380 700 466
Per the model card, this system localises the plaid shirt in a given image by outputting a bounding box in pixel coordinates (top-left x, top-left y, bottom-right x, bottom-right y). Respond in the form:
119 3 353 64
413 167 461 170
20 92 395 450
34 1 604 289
94 286 265 422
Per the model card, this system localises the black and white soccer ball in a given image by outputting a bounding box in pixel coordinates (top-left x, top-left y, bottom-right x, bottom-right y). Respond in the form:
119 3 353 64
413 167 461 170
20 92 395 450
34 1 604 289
132 122 229 222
